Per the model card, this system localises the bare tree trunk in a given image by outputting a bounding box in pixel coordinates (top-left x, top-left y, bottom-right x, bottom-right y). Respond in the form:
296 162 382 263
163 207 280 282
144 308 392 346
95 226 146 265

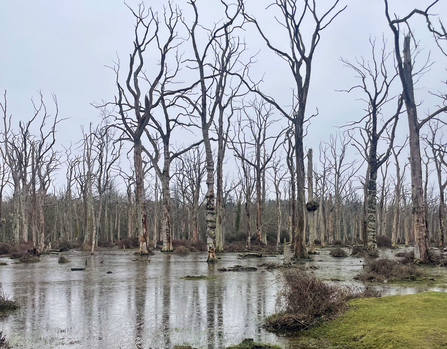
161 167 172 252
328 193 334 245
134 140 149 254
307 149 316 253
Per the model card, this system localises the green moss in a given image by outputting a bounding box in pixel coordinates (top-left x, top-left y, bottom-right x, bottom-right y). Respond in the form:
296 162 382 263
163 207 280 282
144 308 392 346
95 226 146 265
0 262 7 266
226 338 282 349
294 291 447 349
180 275 217 280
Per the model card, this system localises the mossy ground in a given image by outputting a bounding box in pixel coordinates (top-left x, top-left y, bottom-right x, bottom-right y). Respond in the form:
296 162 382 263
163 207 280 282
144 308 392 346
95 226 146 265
292 291 447 349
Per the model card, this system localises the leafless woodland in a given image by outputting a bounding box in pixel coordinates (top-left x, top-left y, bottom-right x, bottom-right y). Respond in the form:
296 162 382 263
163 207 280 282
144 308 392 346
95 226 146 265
1 0 447 263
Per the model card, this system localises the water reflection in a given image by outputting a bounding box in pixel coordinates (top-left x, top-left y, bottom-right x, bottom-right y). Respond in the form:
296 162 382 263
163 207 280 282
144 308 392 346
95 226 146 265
0 248 446 348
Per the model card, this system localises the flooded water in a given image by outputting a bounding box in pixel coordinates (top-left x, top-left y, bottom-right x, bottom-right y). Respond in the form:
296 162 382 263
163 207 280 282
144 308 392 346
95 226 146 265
0 247 446 349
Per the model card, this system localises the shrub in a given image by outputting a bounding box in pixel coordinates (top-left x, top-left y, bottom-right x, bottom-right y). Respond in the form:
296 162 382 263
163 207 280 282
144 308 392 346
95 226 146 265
376 235 392 248
172 239 188 248
58 256 70 264
395 250 414 264
190 239 207 252
116 237 139 249
174 246 190 256
333 240 344 247
0 243 15 256
0 288 19 312
355 258 425 282
226 231 246 244
18 253 40 264
264 269 380 331
98 240 115 248
330 247 347 257
351 245 364 256
225 241 247 252
55 240 72 252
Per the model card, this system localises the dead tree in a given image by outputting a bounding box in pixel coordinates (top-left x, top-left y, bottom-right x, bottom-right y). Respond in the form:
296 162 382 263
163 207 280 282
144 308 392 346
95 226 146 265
306 148 317 253
425 121 447 248
242 0 346 258
1 91 59 245
110 3 184 254
143 93 202 251
269 156 287 250
391 140 408 247
325 132 360 243
341 38 402 251
182 0 246 261
91 119 121 253
176 147 206 243
385 0 447 261
231 99 284 245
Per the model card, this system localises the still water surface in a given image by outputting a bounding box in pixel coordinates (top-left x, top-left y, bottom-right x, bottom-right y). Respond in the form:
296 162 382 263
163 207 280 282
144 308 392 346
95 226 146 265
0 248 446 348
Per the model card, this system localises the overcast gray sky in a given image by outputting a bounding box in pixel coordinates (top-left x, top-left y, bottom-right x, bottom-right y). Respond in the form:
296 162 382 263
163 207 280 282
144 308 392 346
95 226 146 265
1 0 446 186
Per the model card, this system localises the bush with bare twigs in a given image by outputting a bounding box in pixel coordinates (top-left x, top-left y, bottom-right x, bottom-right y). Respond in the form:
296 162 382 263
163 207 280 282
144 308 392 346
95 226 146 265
355 258 425 283
264 269 380 332
116 237 139 249
174 246 190 256
0 287 19 312
376 235 392 247
330 247 347 257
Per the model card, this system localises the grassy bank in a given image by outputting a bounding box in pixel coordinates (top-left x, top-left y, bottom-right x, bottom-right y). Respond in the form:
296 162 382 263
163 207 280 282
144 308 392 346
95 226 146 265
294 291 447 349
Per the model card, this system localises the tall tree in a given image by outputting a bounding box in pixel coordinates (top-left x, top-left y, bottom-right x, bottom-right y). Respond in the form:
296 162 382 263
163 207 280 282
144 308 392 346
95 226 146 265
242 0 345 258
183 0 245 261
111 3 182 254
426 121 447 249
341 38 402 251
231 99 283 245
385 0 447 261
